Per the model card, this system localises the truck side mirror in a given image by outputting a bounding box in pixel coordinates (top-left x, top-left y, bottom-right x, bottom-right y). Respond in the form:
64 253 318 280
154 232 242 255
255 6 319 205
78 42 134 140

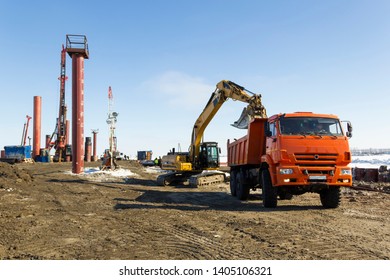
342 121 353 138
347 122 353 133
346 122 353 138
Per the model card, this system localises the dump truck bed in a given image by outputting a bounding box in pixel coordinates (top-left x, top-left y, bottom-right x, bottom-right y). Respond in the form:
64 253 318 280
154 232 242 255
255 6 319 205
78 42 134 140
227 118 267 166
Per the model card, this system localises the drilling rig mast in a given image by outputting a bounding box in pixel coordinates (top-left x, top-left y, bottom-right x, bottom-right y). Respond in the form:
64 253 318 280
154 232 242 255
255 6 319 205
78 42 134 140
21 115 32 146
107 86 118 152
48 44 68 162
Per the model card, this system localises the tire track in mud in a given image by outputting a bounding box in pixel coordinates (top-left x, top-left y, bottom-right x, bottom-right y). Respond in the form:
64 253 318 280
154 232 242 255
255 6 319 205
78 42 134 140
243 210 388 260
6 236 82 260
10 215 129 260
161 224 251 260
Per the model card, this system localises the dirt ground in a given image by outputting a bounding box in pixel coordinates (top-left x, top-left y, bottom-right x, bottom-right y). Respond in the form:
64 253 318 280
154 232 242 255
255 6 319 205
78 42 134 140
0 160 389 260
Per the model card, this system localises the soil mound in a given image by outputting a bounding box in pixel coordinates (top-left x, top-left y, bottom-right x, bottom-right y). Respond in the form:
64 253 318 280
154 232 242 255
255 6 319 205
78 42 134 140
0 163 33 188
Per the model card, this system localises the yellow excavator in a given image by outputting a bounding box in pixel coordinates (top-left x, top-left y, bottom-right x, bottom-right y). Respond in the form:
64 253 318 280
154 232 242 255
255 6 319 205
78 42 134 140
157 80 267 187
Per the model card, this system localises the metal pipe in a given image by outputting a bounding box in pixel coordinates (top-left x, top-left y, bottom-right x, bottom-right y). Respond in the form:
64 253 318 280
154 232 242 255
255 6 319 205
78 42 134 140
66 119 70 146
65 144 71 162
85 137 91 162
64 120 70 162
92 130 98 161
71 54 85 173
66 34 89 173
45 134 51 149
33 96 42 159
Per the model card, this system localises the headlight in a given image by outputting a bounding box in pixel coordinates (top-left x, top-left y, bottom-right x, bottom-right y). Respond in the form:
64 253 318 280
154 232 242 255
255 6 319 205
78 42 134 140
340 169 351 175
280 168 293 175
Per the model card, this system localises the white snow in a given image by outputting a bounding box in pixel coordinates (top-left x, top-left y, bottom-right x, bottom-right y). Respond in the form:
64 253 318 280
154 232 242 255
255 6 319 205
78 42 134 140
143 166 167 174
350 154 390 169
65 167 138 181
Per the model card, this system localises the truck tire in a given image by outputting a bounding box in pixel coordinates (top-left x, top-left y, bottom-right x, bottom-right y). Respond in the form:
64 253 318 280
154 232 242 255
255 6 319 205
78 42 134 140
261 169 277 208
230 170 237 197
320 187 340 208
236 172 249 201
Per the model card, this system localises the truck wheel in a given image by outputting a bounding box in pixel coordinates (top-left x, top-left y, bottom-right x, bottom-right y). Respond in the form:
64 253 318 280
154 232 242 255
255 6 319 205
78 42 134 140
230 170 237 197
236 172 249 201
320 187 340 208
261 169 277 208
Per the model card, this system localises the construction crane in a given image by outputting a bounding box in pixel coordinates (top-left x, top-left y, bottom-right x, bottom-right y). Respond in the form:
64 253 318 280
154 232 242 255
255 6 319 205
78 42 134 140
48 44 68 162
21 115 32 146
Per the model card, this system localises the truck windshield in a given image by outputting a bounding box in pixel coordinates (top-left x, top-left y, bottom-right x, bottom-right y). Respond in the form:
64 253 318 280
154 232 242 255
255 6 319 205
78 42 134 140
279 117 343 136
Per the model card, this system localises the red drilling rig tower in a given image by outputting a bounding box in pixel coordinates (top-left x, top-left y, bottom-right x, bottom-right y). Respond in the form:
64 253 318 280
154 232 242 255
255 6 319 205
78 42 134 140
48 44 69 162
21 115 32 146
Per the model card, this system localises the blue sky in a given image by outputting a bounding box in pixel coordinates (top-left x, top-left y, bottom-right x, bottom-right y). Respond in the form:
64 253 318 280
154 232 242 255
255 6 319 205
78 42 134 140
0 0 389 158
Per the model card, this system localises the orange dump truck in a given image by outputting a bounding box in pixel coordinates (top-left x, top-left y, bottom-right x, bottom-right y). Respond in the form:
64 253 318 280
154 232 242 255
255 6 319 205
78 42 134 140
227 112 353 208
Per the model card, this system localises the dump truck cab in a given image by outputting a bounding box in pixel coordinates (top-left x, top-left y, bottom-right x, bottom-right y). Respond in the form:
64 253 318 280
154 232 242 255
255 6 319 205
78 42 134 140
262 112 352 189
228 111 353 208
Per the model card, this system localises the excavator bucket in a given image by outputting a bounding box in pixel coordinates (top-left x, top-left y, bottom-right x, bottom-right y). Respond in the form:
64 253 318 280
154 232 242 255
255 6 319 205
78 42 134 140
231 107 251 129
231 94 267 129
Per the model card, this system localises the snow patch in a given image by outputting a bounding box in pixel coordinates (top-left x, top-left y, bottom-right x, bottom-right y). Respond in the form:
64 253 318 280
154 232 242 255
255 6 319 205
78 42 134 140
143 166 167 174
351 154 390 169
65 167 138 181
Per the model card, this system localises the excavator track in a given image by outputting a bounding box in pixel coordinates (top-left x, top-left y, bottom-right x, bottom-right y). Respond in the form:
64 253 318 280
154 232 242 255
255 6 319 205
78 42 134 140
157 172 191 186
157 172 176 186
189 171 226 187
157 171 227 187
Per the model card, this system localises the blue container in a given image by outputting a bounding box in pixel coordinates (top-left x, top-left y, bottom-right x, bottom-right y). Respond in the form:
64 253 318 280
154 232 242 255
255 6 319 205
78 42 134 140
4 145 32 160
35 155 50 162
137 150 152 161
137 151 146 160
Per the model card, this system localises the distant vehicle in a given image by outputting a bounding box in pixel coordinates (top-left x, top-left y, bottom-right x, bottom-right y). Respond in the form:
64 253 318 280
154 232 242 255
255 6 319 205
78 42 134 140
115 152 125 160
100 149 125 161
140 160 156 167
137 150 152 161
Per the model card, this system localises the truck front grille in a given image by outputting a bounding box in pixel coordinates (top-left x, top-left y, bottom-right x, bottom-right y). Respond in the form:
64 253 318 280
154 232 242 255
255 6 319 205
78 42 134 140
294 153 338 167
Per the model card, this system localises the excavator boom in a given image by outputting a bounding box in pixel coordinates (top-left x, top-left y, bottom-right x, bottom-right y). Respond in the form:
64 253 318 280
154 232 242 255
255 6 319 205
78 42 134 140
158 80 267 187
190 80 266 162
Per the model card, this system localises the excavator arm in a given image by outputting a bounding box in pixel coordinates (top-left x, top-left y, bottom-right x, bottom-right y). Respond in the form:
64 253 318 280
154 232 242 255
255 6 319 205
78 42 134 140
158 80 267 186
189 80 267 163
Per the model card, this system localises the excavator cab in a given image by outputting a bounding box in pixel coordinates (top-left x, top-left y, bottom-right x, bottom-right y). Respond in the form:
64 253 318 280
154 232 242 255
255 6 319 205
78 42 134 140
197 142 220 170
